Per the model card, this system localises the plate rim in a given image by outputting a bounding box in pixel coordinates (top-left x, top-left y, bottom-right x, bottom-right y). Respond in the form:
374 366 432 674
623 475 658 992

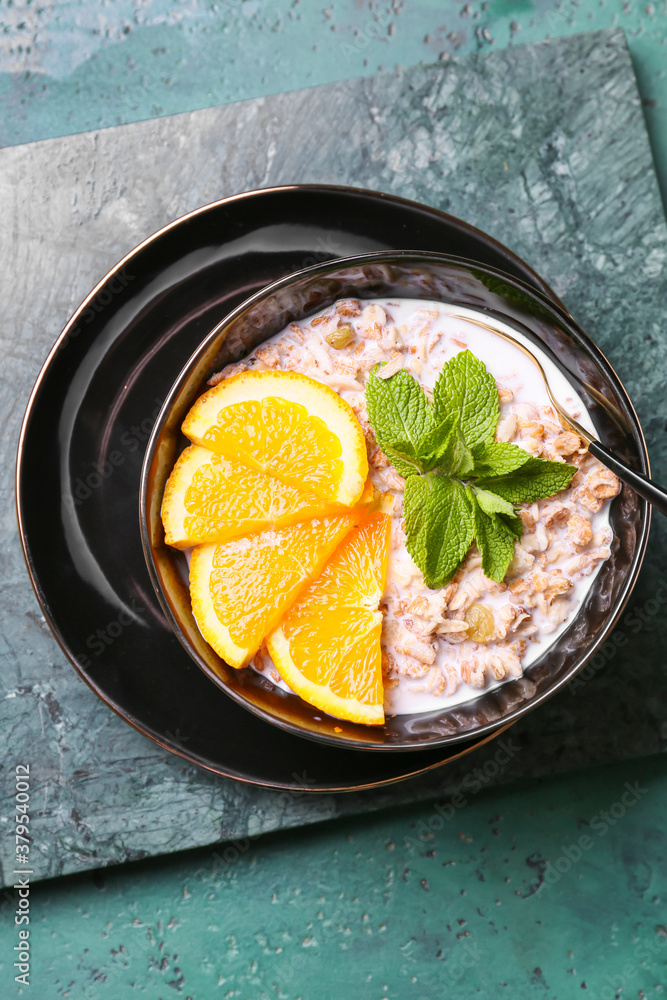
16 183 612 788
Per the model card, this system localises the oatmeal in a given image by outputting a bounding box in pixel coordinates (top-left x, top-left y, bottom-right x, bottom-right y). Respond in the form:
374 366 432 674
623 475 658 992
212 298 620 716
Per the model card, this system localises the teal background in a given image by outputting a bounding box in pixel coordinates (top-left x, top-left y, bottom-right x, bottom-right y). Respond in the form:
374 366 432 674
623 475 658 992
1 2 667 997
1 0 666 207
31 759 667 1000
22 758 667 997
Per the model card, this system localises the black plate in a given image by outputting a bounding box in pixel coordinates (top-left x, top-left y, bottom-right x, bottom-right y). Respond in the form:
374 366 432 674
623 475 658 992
17 184 563 790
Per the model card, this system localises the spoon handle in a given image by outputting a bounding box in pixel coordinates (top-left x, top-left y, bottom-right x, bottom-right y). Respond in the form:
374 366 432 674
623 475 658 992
587 440 667 516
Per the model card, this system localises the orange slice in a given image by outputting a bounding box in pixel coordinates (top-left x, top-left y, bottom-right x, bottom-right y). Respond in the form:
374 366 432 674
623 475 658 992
161 445 373 548
189 514 359 668
266 511 392 725
182 370 368 506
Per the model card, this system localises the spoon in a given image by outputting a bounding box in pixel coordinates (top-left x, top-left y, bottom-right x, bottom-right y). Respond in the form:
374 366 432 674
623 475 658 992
449 313 667 516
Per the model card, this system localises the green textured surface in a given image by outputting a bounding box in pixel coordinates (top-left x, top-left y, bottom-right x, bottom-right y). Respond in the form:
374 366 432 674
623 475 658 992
2 3 667 997
4 25 667 889
3 756 667 998
0 0 666 209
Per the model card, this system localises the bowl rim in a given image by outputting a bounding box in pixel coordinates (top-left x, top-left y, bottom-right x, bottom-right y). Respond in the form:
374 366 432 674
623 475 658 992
140 248 651 751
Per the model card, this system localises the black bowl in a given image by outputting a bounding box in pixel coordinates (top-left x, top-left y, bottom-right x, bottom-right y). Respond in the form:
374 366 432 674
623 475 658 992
140 251 649 751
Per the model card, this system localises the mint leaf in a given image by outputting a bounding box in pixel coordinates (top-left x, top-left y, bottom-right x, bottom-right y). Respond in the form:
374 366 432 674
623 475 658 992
366 368 433 473
404 475 474 588
427 420 474 477
471 441 531 478
452 432 475 477
366 367 462 476
420 412 459 471
474 487 516 518
433 350 499 452
425 418 457 470
498 512 524 539
470 490 518 583
476 457 576 503
382 451 417 479
381 448 423 479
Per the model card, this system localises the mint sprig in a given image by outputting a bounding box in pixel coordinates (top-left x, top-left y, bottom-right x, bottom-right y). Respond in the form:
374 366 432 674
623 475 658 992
365 350 576 587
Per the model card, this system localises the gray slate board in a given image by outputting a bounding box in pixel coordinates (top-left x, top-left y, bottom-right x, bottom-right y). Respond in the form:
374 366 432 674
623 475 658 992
2 28 666 887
